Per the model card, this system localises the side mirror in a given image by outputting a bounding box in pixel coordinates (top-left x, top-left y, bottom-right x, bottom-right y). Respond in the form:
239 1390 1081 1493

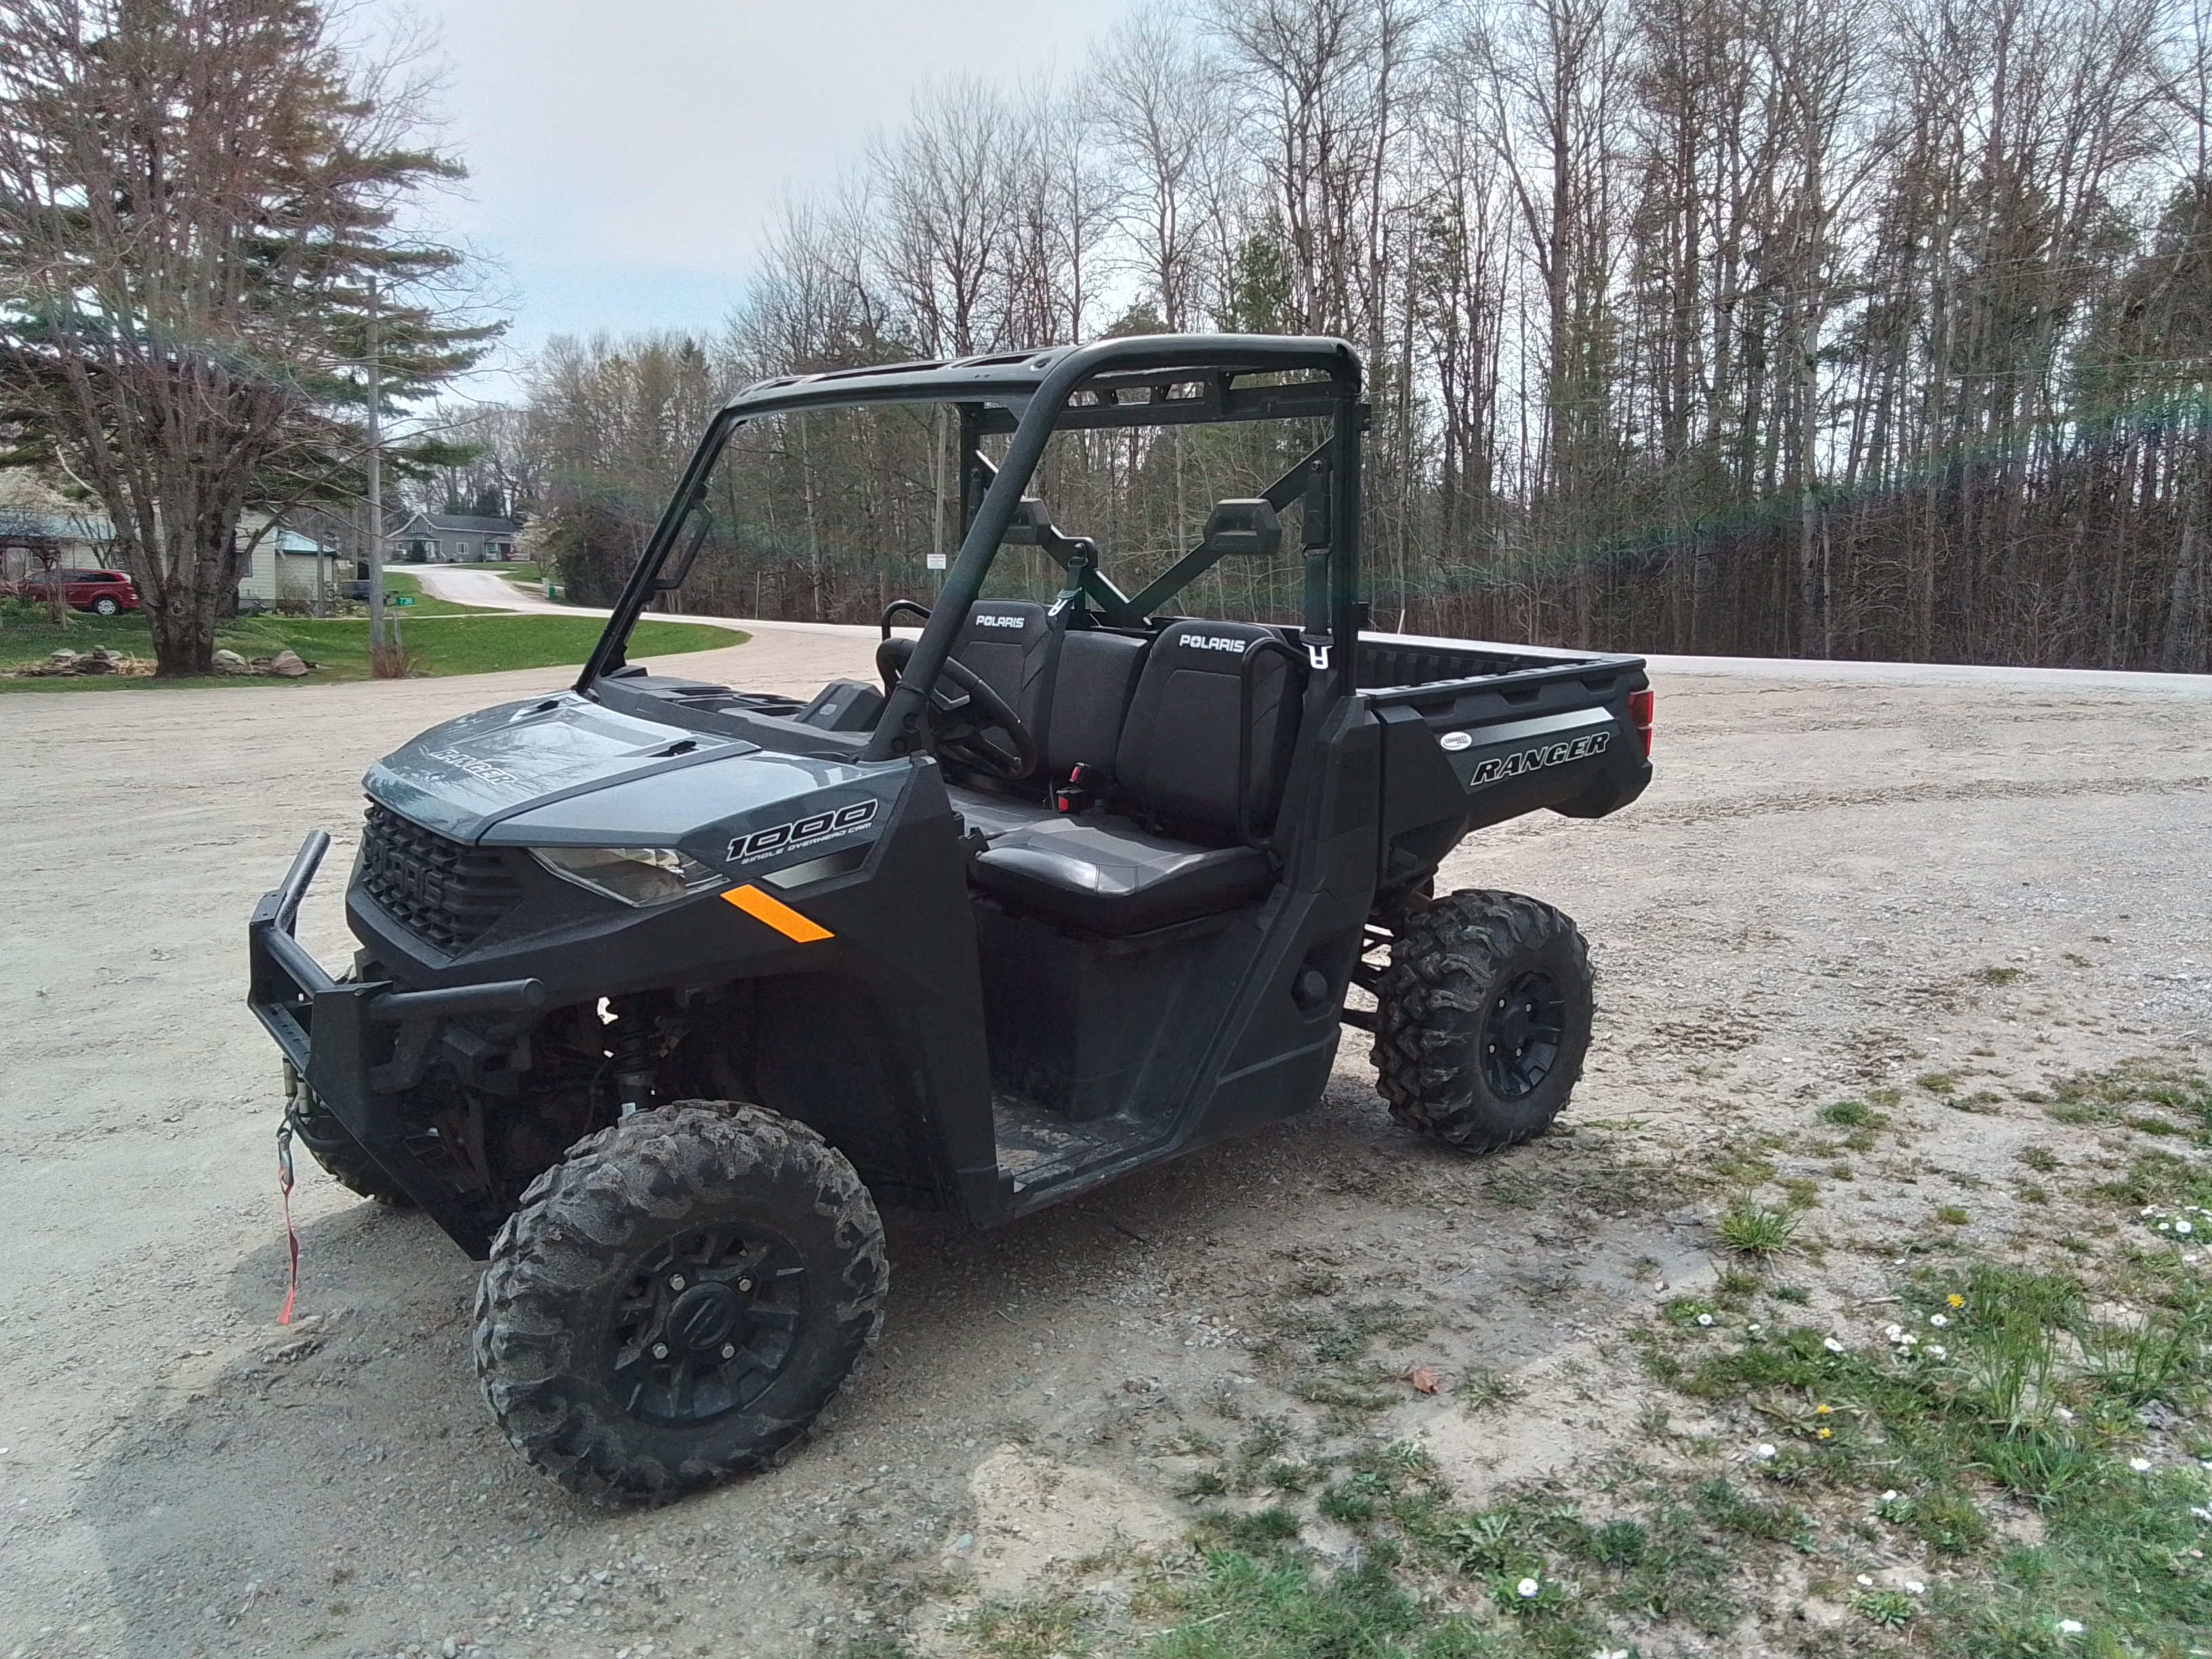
1200 499 1282 557
1000 498 1051 546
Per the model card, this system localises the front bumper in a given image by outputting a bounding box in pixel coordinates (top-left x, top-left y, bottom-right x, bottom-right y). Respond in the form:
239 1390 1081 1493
247 831 547 1258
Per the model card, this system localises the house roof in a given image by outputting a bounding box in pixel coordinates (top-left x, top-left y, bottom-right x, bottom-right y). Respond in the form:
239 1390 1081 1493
394 511 520 535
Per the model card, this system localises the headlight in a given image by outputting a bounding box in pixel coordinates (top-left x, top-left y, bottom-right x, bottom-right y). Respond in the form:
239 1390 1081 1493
531 845 724 907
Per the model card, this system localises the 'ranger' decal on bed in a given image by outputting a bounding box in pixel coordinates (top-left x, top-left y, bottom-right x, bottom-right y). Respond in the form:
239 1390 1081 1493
1467 729 1612 787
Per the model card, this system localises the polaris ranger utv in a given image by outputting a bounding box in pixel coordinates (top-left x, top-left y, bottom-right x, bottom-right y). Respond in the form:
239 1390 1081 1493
248 334 1652 1498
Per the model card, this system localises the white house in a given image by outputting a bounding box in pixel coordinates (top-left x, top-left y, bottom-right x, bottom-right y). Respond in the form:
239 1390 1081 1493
235 519 336 609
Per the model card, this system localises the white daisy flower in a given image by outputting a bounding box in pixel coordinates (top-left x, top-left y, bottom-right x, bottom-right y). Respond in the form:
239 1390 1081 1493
1824 1337 1845 1353
2057 1618 2085 1634
2130 1457 2153 1472
1517 1576 1541 1598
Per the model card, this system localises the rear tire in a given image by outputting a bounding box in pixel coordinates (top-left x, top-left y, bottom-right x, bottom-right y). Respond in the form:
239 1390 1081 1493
474 1102 887 1501
1373 890 1594 1153
92 596 121 616
287 1090 415 1207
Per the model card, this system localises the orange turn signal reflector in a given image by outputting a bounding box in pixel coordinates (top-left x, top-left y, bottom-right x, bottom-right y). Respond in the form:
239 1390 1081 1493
722 884 834 943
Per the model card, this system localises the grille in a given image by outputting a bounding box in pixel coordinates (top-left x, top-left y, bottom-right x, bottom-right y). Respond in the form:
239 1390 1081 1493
357 802 525 955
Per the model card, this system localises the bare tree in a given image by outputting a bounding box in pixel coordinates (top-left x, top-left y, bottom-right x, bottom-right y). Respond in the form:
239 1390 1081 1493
0 0 488 674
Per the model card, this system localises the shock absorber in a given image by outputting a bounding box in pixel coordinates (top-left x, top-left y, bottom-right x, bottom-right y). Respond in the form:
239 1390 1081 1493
606 996 659 1118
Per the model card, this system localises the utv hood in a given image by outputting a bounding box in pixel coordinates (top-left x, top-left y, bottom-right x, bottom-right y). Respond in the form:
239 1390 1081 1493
363 693 752 841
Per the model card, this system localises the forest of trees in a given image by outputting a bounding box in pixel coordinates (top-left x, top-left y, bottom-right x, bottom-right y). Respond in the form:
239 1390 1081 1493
483 0 2210 671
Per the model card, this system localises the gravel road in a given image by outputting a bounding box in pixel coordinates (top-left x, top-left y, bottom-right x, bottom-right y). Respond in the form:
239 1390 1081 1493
1 624 2207 1659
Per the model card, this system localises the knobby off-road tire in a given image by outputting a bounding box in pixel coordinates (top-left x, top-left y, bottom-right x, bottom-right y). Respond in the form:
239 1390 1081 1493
474 1101 887 1502
1374 890 1594 1153
287 1090 415 1207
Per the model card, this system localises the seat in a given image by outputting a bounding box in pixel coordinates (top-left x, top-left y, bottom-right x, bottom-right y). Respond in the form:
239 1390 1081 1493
970 619 1302 935
971 815 1271 935
945 623 1150 842
948 600 1057 738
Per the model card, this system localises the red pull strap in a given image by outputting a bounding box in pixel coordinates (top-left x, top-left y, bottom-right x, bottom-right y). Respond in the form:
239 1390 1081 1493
275 1120 300 1327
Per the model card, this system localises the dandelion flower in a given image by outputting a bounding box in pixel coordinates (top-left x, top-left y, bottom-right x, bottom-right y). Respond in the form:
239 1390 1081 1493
1818 1427 1833 1439
1946 1294 1965 1308
1824 1336 1845 1353
1816 1403 1834 1415
2130 1456 2153 1472
1517 1576 1541 1599
2057 1618 2085 1634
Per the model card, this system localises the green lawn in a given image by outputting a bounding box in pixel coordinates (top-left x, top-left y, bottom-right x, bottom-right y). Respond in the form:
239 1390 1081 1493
1 608 739 690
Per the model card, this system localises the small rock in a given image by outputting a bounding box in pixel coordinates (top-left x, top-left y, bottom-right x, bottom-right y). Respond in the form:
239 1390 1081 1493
212 649 249 673
267 648 310 677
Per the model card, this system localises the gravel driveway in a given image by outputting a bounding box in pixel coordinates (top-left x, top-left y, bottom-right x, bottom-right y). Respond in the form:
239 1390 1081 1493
1 630 2207 1659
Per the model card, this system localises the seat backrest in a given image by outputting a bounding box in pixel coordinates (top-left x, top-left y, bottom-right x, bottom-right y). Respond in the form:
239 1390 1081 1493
1113 619 1303 837
951 600 1054 734
1040 630 1147 777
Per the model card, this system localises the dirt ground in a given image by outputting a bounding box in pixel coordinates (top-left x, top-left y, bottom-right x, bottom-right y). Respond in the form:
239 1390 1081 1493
1 630 2208 1659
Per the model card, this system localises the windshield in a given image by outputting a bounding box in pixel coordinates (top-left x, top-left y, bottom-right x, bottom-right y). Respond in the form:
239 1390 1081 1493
638 398 1334 628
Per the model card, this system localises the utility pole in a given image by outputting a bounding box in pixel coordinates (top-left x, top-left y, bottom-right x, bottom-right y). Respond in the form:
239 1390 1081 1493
365 274 387 653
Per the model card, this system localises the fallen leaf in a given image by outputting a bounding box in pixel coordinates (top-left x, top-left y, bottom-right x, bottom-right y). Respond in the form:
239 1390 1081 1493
1407 1365 1439 1395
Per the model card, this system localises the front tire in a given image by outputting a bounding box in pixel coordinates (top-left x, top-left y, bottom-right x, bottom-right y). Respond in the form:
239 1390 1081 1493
92 596 121 616
1373 890 1594 1152
474 1102 887 1501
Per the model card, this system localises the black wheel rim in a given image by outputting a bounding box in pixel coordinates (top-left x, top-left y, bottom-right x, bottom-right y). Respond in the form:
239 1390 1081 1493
606 1224 807 1426
1483 968 1566 1099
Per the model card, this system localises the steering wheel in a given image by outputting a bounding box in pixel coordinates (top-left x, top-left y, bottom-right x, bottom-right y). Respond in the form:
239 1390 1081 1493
875 637 1039 781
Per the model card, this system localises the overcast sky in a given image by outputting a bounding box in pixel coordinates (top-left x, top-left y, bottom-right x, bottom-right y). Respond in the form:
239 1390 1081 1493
365 0 1134 396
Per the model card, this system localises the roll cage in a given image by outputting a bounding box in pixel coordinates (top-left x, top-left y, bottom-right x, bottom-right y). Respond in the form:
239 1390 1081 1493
573 333 1368 758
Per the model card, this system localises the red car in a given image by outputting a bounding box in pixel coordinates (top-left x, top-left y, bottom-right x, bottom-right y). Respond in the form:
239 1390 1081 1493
12 567 142 615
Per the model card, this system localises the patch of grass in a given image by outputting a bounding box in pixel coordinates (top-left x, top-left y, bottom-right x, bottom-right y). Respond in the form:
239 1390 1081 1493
955 1595 1095 1659
1919 1070 1961 1095
1640 1253 2212 1651
2018 1145 2060 1173
1263 1298 1430 1427
1719 1196 1801 1259
1820 1099 1877 1127
1851 1589 1916 1628
1937 1205 1971 1225
2045 1061 2212 1139
2 607 736 687
1974 965 2028 986
1454 1368 1523 1413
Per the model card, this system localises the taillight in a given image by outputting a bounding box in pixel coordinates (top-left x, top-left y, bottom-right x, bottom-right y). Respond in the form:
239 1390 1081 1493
1627 687 1654 756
